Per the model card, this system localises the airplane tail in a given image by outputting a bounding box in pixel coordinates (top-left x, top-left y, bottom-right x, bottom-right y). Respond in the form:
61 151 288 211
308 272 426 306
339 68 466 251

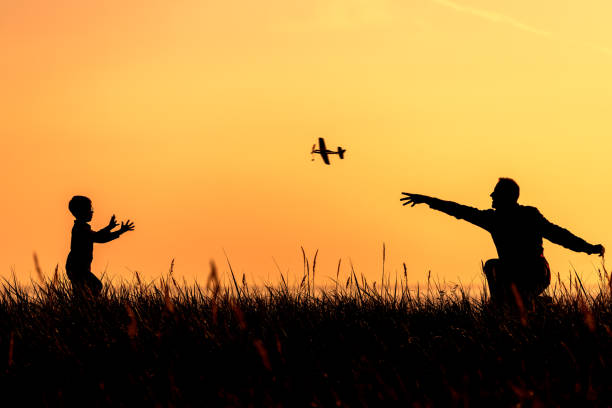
311 144 316 154
338 147 346 159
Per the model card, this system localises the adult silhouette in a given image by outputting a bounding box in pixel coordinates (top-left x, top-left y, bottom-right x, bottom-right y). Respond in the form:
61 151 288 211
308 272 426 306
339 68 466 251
401 178 604 304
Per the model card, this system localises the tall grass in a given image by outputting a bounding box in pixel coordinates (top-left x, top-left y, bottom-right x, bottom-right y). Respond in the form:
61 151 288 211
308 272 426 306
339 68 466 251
1 261 612 406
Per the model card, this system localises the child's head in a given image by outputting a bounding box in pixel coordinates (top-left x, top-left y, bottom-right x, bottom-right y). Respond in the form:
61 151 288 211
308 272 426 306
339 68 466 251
69 195 93 221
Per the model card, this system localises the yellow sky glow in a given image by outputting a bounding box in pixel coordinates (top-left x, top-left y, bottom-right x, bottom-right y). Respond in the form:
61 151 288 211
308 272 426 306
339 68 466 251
1 0 612 288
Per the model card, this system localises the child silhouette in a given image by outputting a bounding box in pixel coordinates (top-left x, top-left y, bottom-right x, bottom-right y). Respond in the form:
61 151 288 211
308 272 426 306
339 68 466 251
66 195 134 295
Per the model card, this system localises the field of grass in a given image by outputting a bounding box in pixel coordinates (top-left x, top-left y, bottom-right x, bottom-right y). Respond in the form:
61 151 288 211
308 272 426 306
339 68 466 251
2 261 612 407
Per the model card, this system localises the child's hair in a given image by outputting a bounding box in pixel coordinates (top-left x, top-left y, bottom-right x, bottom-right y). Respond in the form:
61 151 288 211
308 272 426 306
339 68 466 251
68 195 92 218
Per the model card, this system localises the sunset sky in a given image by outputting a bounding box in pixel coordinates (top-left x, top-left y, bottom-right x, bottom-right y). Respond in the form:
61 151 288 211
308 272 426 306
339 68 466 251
1 0 611 287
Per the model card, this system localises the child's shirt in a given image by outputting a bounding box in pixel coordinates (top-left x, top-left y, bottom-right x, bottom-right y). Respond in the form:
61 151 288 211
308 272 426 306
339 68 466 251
66 220 120 272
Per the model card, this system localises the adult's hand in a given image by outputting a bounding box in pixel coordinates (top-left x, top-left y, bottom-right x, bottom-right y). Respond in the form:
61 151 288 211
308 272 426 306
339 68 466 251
400 193 432 207
592 244 605 257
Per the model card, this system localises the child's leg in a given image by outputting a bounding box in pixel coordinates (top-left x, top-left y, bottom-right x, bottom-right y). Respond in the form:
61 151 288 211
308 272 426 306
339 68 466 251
84 272 103 295
67 267 101 296
67 267 85 292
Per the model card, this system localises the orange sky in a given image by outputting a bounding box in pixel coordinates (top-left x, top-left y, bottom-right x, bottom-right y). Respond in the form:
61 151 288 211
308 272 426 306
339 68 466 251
2 0 611 287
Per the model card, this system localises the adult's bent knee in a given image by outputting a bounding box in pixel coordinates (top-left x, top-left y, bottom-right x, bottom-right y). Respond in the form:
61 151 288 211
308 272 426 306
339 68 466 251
483 259 499 275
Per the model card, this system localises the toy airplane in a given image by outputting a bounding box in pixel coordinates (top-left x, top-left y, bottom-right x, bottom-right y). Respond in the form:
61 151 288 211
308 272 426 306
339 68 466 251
311 138 346 165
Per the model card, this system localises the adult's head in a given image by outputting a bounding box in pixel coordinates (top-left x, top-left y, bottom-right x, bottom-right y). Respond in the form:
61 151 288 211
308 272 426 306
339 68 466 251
490 178 519 210
69 195 93 221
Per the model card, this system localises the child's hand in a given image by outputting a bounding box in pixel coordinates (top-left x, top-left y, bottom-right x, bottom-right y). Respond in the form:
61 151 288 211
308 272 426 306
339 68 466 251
108 215 118 230
120 220 135 233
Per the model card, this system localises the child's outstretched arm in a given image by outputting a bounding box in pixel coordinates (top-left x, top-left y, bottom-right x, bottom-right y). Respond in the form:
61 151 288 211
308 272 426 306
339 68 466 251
120 220 135 233
97 215 119 234
93 217 135 243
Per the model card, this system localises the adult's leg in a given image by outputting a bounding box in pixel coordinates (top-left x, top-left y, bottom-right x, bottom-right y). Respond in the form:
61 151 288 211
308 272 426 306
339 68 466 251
484 259 507 304
485 257 551 308
485 258 529 306
515 256 551 300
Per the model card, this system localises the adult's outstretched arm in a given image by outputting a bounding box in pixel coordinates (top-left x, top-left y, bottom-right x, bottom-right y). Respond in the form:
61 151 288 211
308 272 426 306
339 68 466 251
541 215 604 256
400 193 491 230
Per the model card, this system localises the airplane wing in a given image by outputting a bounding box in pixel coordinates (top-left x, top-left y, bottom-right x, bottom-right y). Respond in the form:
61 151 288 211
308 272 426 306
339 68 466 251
318 138 330 164
318 138 327 151
321 151 330 165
